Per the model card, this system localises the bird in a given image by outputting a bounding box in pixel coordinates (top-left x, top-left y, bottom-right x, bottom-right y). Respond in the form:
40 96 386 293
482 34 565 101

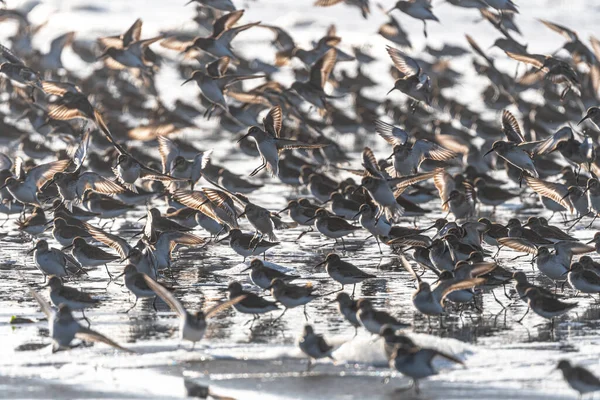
237 106 327 177
385 46 432 104
143 275 245 349
556 359 600 398
29 289 130 353
315 253 375 296
298 324 334 370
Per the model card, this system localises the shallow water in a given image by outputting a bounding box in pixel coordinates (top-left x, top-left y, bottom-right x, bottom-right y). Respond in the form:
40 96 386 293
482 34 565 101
1 0 600 399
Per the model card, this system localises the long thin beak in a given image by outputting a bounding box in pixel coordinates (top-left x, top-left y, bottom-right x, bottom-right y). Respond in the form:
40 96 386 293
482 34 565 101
181 77 193 86
441 199 450 207
137 215 147 222
276 206 290 215
62 244 73 251
321 198 332 205
113 271 126 280
238 211 247 218
241 265 252 272
351 185 364 195
305 215 317 223
578 115 590 126
237 133 251 143
217 234 231 243
314 260 327 268
560 192 570 200
483 149 494 157
352 210 363 219
386 87 395 95
586 238 596 244
26 247 36 255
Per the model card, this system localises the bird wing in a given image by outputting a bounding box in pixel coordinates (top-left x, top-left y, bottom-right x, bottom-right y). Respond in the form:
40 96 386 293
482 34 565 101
398 253 421 281
263 105 283 138
386 45 420 77
204 295 247 319
441 278 486 305
206 56 230 77
497 237 538 254
76 172 126 196
41 80 80 96
391 170 437 196
502 109 525 143
275 138 327 151
192 150 213 172
85 223 131 259
506 51 546 68
212 10 245 38
314 0 344 6
374 120 408 146
361 147 383 178
532 126 573 155
160 35 195 52
71 130 90 169
164 231 207 252
157 135 180 174
216 22 260 47
433 169 455 212
539 19 578 42
75 327 134 352
413 140 456 162
309 48 337 89
465 34 495 67
554 241 594 256
122 18 143 46
28 159 71 189
523 176 572 211
29 288 52 318
142 275 187 317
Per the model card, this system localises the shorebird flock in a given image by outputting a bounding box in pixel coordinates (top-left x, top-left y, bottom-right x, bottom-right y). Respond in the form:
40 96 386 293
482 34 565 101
3 0 600 398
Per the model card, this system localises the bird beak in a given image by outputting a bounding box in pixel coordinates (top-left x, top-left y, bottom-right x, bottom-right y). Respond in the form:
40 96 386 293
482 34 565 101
137 215 147 222
181 77 193 86
560 192 570 200
351 185 364 194
441 199 450 207
216 234 231 243
305 215 317 223
26 247 36 255
113 271 126 280
241 265 252 272
276 205 290 216
578 115 590 126
586 238 596 244
237 132 251 143
386 87 395 95
314 260 327 269
62 244 73 251
352 210 363 219
97 50 109 60
44 218 56 226
238 211 247 218
483 148 494 157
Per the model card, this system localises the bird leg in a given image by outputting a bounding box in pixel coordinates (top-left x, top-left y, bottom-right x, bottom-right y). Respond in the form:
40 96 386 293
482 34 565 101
124 298 138 313
303 305 310 321
516 307 529 323
250 162 266 177
81 310 91 328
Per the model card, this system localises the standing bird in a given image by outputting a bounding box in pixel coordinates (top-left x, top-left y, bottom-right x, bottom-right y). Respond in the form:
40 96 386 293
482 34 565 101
389 344 463 394
238 106 327 177
298 325 334 370
556 359 600 398
143 276 245 349
315 253 375 296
